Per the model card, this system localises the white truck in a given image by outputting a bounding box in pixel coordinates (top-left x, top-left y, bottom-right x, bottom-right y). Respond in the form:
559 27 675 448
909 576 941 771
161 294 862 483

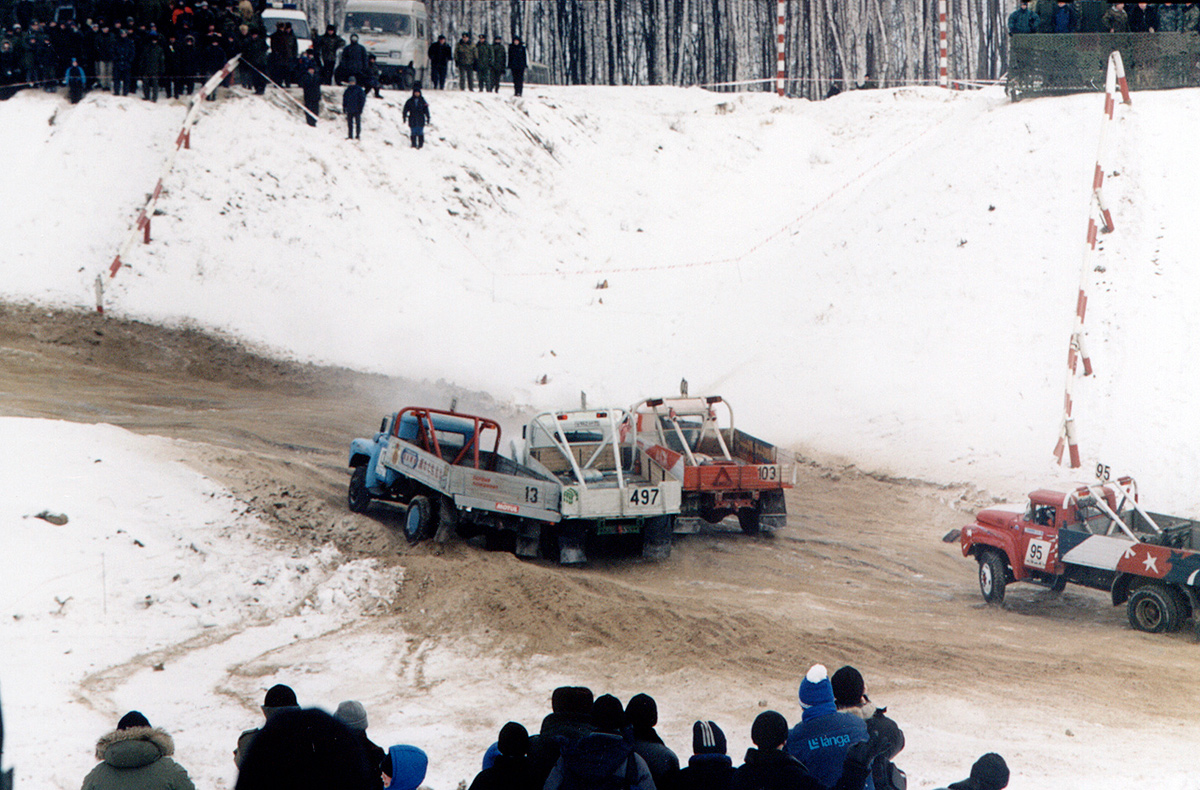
519 408 682 564
340 0 428 88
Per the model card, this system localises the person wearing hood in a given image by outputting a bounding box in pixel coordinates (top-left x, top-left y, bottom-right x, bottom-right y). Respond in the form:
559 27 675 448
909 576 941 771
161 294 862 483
528 686 596 785
140 29 164 100
234 708 375 790
626 694 678 790
932 753 1009 790
234 684 300 768
785 665 870 790
337 33 367 85
298 60 321 125
382 744 428 790
831 667 905 790
81 711 196 790
63 55 87 101
676 720 733 790
543 695 654 790
468 722 537 790
401 83 429 148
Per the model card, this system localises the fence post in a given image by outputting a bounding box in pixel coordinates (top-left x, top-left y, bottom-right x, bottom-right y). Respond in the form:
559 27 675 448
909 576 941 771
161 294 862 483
776 0 786 96
938 0 949 88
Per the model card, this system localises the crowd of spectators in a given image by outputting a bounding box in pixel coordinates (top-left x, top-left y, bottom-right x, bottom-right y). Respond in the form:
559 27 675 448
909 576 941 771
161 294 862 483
25 666 1011 790
1009 0 1200 35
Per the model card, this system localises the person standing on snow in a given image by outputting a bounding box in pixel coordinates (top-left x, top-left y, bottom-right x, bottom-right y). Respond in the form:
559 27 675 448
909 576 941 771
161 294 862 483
507 35 527 96
343 74 365 139
831 666 905 790
81 711 196 790
427 33 450 89
473 32 490 92
931 753 1010 790
543 695 655 790
234 684 300 769
453 31 474 90
298 61 321 125
1007 0 1039 34
64 56 87 102
401 83 429 148
785 664 870 790
488 34 505 92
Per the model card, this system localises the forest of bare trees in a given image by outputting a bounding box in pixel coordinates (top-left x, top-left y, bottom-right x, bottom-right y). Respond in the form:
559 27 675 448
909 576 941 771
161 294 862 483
302 0 1011 100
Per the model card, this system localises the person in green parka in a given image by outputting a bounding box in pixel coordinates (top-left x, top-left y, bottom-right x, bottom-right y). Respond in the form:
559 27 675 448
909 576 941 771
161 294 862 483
473 32 490 91
82 711 196 790
488 35 505 92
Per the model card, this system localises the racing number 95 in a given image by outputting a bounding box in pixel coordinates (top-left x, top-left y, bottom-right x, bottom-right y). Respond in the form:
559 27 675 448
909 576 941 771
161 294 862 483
629 488 659 506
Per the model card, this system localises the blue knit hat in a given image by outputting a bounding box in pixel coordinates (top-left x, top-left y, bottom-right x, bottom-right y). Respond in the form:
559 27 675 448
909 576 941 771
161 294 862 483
799 664 835 708
384 744 428 790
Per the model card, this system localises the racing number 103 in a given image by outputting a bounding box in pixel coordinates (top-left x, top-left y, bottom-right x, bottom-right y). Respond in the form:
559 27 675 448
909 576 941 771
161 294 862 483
758 465 778 481
630 488 659 506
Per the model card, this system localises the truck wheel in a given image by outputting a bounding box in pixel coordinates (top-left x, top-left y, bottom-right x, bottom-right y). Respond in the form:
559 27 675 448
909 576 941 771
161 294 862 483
404 495 433 544
737 508 761 535
978 551 1007 604
348 466 372 513
1128 584 1181 633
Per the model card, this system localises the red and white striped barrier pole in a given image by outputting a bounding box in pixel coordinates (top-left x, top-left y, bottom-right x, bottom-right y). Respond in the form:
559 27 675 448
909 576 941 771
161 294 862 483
938 0 949 89
1055 51 1130 468
98 54 241 313
776 0 786 96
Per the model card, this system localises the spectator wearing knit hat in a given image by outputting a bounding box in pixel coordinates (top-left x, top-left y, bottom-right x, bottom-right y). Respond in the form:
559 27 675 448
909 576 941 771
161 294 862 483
468 722 538 790
336 701 386 788
234 708 375 790
731 710 822 790
81 710 196 790
676 720 733 790
934 753 1010 790
234 684 300 768
831 667 906 790
785 664 870 790
543 695 654 790
626 693 680 790
529 686 597 785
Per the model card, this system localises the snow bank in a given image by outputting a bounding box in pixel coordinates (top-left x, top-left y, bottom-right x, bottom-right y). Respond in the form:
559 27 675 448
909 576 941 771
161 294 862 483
3 84 1199 509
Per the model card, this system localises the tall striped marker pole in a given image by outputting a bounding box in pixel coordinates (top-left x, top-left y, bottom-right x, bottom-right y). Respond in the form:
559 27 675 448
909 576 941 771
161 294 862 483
777 0 786 96
938 0 949 88
1054 51 1131 468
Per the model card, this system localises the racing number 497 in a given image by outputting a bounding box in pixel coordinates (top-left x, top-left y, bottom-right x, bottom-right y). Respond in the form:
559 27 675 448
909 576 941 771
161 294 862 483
630 488 659 506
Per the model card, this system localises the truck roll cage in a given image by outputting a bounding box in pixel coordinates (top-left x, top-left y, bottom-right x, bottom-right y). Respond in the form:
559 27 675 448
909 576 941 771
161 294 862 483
392 406 500 469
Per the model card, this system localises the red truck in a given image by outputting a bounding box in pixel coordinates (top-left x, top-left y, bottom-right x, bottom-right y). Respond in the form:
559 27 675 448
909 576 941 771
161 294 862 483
959 476 1200 635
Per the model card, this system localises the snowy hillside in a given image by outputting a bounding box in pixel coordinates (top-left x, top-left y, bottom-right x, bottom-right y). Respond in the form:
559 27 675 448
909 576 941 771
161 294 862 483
2 83 1200 509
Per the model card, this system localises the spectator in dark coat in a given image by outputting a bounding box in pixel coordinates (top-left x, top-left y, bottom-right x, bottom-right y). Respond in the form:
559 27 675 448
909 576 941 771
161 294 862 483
242 28 266 93
266 20 288 85
364 53 380 97
453 31 473 90
1102 3 1129 32
732 711 821 790
427 33 450 88
0 685 10 790
334 701 385 785
1159 3 1182 31
81 711 197 790
343 74 364 138
315 24 342 84
831 667 905 790
473 33 489 91
112 26 134 94
1127 2 1159 31
235 684 300 769
141 29 164 99
200 33 225 98
529 686 597 786
298 60 320 125
1 39 22 99
175 33 195 94
1007 0 1039 34
401 83 428 147
488 34 504 92
337 33 367 84
468 722 538 790
785 665 869 790
64 55 86 100
932 753 1009 790
626 694 679 790
234 708 376 790
35 33 57 91
382 745 428 790
94 22 114 88
543 695 655 790
1051 0 1079 32
676 721 733 790
507 35 526 95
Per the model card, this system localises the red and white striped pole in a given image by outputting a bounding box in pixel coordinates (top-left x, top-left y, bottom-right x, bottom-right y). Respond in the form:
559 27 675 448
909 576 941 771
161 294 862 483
1054 51 1131 468
776 0 786 96
938 0 949 88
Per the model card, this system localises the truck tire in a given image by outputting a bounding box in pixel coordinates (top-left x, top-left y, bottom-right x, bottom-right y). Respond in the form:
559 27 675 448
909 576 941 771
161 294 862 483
404 495 433 544
978 551 1007 604
348 466 372 514
737 508 761 535
1127 584 1181 633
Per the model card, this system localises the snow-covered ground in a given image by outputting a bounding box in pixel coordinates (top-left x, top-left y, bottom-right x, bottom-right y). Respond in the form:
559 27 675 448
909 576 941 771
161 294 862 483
4 83 1199 509
4 82 1200 789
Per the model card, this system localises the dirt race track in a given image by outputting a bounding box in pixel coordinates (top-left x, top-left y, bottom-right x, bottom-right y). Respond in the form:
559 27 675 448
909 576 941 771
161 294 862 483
3 302 1198 786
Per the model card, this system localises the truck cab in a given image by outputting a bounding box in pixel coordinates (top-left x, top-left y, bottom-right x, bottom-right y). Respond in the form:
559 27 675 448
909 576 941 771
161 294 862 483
341 0 427 87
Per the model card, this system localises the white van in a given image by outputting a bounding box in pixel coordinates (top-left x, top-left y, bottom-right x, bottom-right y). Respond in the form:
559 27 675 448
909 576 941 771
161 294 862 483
341 0 428 88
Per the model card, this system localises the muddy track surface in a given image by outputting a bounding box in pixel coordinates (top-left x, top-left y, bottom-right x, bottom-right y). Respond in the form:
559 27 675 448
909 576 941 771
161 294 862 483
3 301 1197 733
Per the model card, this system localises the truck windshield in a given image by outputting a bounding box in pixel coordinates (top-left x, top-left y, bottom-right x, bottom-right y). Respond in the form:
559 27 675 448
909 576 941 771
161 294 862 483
344 12 412 35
